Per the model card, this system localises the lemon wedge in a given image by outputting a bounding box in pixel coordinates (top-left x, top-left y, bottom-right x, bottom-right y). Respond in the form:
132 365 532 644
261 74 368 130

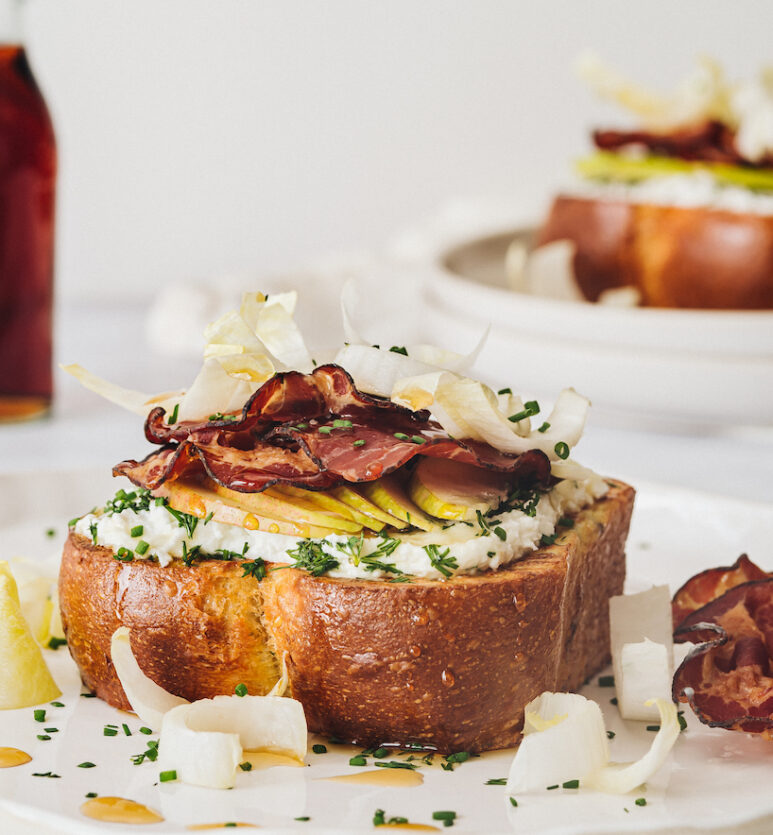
0 561 60 708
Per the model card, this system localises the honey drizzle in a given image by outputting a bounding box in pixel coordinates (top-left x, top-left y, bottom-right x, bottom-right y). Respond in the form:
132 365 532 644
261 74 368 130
80 796 163 824
0 747 31 768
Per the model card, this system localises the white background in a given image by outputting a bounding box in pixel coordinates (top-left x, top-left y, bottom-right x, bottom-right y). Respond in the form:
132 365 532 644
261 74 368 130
22 0 773 303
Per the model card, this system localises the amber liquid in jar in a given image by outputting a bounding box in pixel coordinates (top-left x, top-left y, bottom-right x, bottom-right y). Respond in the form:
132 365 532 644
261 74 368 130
0 44 56 421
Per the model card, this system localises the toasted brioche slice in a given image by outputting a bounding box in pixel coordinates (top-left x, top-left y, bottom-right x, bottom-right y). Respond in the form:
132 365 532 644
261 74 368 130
538 195 773 309
59 481 633 751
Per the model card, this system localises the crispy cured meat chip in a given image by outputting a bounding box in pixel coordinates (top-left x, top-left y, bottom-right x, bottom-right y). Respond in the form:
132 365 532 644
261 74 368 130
672 554 768 629
672 577 773 737
117 364 552 494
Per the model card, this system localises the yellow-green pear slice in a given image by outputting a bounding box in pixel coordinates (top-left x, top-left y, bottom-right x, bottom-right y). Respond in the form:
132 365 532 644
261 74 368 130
0 561 60 708
408 458 510 522
361 474 440 533
331 486 408 529
212 482 363 534
273 485 386 532
157 481 340 538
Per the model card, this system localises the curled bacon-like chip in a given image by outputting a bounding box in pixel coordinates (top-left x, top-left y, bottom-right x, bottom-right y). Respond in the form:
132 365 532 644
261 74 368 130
672 577 773 737
117 363 552 495
672 554 768 630
593 119 773 168
145 365 423 446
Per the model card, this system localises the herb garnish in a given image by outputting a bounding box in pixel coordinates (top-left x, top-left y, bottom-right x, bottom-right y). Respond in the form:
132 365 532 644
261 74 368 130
554 441 570 460
389 346 408 356
537 421 550 433
497 387 512 395
284 539 340 577
131 739 159 765
105 488 153 516
47 636 67 650
423 544 458 579
485 777 507 785
508 400 540 423
165 505 199 538
241 557 267 581
167 403 179 424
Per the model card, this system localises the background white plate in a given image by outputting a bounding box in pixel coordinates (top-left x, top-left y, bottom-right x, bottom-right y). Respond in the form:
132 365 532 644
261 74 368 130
1 470 773 834
389 207 773 432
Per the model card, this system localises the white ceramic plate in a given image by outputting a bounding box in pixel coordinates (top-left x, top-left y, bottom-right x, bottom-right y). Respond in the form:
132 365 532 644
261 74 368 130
390 208 773 431
1 470 773 834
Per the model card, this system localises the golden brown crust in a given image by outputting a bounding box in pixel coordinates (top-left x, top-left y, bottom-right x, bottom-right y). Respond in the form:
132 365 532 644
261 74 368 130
538 195 773 309
59 482 633 751
58 541 280 707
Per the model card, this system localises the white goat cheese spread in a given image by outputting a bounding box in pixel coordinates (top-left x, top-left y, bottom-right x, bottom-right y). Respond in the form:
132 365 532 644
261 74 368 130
74 471 608 582
572 172 773 216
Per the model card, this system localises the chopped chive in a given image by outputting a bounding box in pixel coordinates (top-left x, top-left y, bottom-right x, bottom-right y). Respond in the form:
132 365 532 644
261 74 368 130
135 540 150 556
159 769 177 782
537 421 550 433
34 709 45 722
509 797 518 807
85 792 98 798
497 387 512 395
393 432 410 441
547 784 559 790
610 697 618 705
349 755 367 766
372 747 388 758
389 346 408 355
598 675 615 687
103 727 118 736
167 403 179 424
47 636 67 650
485 777 507 785
375 761 418 770
540 533 557 546
432 811 457 821
81 692 97 698
37 734 51 741
239 761 252 771
139 726 153 735
44 727 58 733
50 701 64 707
130 525 143 537
32 771 61 778
646 724 660 732
562 779 580 789
493 527 506 541
410 435 426 445
78 762 96 768
508 400 540 423
68 516 80 527
122 723 132 736
294 817 310 822
332 419 353 428
678 713 688 732
234 683 248 697
318 426 333 434
635 797 647 807
312 744 327 754
607 730 616 739
352 439 366 447
203 511 214 525
45 528 56 538
554 441 570 459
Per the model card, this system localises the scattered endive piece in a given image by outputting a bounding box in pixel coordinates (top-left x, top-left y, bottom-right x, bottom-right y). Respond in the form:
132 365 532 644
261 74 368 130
110 627 307 789
110 628 188 730
507 691 680 796
0 561 60 708
609 586 673 721
160 695 307 789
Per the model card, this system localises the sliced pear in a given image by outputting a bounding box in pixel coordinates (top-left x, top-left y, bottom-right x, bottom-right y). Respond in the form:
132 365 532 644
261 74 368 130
361 474 440 533
211 482 362 534
331 485 409 529
157 481 339 539
0 561 60 708
408 458 510 522
273 485 386 532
